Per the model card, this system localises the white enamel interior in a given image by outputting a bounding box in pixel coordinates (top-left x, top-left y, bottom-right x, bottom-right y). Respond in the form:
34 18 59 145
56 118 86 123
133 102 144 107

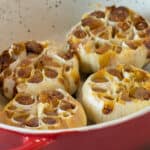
0 0 150 134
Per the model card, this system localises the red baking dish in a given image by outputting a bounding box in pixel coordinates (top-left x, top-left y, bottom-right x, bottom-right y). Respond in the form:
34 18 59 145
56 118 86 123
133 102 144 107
0 108 149 150
0 0 150 150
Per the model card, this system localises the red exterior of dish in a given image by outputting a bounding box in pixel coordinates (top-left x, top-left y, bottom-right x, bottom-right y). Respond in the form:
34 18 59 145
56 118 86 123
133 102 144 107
0 112 150 150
